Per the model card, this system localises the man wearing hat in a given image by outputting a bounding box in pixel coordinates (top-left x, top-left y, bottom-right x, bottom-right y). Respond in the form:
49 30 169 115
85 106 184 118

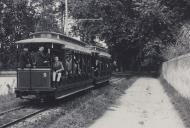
35 46 49 66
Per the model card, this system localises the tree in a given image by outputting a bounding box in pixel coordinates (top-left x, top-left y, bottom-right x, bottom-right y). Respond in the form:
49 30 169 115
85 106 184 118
30 0 60 32
69 0 168 71
0 0 36 69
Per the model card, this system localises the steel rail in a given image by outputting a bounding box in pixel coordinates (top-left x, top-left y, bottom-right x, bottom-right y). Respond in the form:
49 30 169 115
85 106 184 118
0 107 49 128
0 106 25 116
110 78 124 84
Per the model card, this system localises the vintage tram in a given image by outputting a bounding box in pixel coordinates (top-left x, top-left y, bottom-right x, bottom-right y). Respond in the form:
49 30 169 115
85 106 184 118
15 32 111 100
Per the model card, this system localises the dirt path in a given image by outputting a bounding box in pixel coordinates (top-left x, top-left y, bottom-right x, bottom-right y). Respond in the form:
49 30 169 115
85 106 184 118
89 77 185 128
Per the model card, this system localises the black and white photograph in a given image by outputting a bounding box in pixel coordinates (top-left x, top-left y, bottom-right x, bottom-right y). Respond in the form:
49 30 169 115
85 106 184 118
0 0 190 128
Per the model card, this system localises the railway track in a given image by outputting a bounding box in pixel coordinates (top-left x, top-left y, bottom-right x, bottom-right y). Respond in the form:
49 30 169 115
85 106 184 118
0 106 25 116
0 105 49 128
110 77 124 84
0 77 124 128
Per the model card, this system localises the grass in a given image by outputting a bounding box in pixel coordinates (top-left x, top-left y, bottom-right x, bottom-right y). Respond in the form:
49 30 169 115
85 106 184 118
0 93 25 112
0 93 15 104
161 23 190 60
0 76 20 111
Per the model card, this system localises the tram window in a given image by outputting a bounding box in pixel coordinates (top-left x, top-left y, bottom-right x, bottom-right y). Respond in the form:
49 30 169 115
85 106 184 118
73 54 77 75
63 52 92 81
52 47 65 73
52 48 64 62
75 53 85 78
65 54 73 77
95 59 100 77
73 54 81 75
85 55 89 73
79 54 83 73
87 55 91 73
19 47 31 68
83 55 86 73
82 54 87 74
18 43 51 68
81 54 89 78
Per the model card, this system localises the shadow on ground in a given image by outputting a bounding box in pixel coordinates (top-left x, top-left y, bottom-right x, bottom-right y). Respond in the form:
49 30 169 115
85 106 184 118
160 78 190 128
113 71 160 78
35 76 138 128
84 76 138 128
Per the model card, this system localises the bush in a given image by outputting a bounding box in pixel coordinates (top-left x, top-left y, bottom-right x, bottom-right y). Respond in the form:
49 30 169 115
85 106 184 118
162 24 190 60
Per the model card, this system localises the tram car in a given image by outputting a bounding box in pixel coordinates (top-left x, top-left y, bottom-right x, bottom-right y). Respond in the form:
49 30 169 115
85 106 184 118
15 32 111 100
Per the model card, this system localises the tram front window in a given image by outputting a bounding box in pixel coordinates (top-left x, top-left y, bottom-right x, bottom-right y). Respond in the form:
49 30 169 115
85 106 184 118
18 43 51 68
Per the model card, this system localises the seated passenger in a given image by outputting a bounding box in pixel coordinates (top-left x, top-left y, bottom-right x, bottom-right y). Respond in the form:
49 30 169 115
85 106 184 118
52 56 64 87
19 47 31 68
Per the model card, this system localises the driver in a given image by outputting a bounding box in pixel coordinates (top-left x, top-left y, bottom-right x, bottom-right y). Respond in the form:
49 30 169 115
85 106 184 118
35 46 49 66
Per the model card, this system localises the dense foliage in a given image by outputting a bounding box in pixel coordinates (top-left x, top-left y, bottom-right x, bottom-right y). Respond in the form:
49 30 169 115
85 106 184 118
0 0 190 71
0 0 36 69
0 0 60 69
69 0 190 71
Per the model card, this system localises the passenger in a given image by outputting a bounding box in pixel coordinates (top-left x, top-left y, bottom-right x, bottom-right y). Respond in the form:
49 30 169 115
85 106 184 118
19 47 31 68
30 51 36 67
65 55 72 76
52 56 64 87
73 55 80 75
35 46 48 66
94 60 100 77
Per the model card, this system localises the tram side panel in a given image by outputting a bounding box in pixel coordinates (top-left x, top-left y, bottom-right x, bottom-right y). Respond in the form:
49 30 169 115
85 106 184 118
92 54 111 85
54 53 94 99
17 69 30 89
30 69 51 89
15 68 54 98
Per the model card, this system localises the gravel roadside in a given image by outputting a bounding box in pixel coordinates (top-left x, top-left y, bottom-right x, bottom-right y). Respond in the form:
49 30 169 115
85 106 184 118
10 77 137 128
89 77 185 128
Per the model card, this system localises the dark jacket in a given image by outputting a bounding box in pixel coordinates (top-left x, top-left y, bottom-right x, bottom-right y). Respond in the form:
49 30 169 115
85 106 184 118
19 51 31 68
35 51 46 66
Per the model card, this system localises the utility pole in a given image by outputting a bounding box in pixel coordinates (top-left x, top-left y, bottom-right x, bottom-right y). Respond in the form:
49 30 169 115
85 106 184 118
64 0 68 35
63 0 102 36
60 1 64 33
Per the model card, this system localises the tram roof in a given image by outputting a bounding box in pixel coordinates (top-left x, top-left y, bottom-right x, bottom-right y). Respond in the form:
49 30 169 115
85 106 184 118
87 45 111 58
99 52 111 58
15 38 91 54
30 31 87 46
16 31 111 57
